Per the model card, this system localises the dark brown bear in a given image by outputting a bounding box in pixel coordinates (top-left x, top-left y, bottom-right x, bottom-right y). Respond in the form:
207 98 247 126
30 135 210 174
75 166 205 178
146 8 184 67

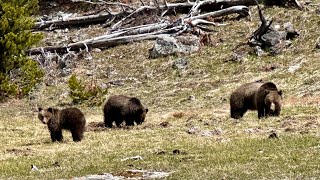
230 82 282 119
103 95 148 128
38 107 86 142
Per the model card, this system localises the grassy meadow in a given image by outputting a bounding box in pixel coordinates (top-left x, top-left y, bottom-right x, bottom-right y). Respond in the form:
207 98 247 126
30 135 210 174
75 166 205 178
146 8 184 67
1 1 320 179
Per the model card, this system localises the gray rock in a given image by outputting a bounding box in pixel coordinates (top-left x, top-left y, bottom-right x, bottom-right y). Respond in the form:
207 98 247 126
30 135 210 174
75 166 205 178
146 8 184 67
187 126 200 134
45 78 55 86
59 68 72 77
283 22 299 40
72 170 172 180
172 58 188 69
187 95 195 101
149 35 200 58
260 29 288 55
230 52 246 62
72 173 122 180
283 22 294 32
261 29 283 47
254 46 266 56
92 48 102 52
250 22 299 55
86 70 93 76
48 1 58 7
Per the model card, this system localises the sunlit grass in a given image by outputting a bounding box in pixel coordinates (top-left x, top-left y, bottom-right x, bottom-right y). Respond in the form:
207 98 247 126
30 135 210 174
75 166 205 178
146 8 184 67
1 1 320 179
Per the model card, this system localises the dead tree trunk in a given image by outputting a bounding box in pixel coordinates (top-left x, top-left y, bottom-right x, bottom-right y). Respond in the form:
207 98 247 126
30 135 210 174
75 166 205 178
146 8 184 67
33 12 126 30
33 0 302 31
27 33 162 55
28 2 251 55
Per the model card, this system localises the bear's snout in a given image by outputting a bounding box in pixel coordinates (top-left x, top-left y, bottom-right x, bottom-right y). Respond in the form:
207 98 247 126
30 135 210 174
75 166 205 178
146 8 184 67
270 103 275 111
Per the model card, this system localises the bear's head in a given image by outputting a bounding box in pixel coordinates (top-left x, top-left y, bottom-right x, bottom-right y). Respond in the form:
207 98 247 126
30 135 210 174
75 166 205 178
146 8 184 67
264 90 282 116
135 108 148 125
38 107 54 124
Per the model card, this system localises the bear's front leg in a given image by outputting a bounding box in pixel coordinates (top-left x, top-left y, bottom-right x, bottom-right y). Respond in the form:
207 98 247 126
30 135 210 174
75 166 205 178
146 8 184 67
257 107 265 119
265 107 271 117
55 130 63 142
50 131 57 142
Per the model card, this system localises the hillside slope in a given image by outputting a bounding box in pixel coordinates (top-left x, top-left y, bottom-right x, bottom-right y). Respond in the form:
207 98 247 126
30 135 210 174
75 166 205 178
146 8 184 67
0 1 319 179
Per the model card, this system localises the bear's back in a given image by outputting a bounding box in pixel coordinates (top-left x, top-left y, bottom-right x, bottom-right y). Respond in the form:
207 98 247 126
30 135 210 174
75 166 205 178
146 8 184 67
232 82 263 98
105 95 144 114
60 108 86 129
106 95 130 108
259 82 278 91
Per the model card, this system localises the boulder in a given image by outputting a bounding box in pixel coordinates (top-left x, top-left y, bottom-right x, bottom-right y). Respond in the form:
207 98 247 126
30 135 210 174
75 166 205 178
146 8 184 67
149 35 200 58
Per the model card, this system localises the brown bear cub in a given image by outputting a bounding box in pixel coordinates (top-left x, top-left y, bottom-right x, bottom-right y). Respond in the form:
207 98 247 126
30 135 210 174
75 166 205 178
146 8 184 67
230 81 282 119
38 107 86 142
103 95 148 128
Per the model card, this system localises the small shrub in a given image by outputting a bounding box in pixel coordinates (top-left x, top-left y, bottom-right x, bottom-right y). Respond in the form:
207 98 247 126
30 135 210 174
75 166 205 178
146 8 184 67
68 74 108 106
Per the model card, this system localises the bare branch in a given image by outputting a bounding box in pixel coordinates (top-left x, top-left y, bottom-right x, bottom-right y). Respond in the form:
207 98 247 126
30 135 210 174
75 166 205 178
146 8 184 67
250 1 272 42
190 19 224 26
139 0 145 6
72 0 136 10
185 5 250 22
111 5 155 30
117 0 126 12
27 32 166 55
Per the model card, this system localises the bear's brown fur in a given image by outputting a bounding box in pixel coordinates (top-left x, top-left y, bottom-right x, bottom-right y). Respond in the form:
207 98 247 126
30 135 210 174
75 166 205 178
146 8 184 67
103 95 148 128
38 107 86 142
230 81 282 119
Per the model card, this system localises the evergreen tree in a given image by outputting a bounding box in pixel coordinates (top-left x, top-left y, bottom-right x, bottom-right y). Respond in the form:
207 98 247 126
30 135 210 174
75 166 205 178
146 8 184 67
0 0 43 98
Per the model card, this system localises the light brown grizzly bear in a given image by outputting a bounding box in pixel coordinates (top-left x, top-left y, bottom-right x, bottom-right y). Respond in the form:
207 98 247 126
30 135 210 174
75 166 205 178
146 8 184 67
38 107 86 142
103 95 148 128
230 81 282 119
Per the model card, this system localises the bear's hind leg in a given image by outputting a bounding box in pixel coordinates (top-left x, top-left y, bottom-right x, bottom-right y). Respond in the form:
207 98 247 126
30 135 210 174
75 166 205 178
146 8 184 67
115 120 123 127
231 108 246 119
114 114 124 127
71 130 83 142
125 119 134 126
104 112 115 128
105 119 113 128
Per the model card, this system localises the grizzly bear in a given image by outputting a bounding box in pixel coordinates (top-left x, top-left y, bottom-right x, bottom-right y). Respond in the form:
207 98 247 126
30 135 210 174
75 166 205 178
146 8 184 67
103 95 148 128
38 107 86 142
230 81 282 119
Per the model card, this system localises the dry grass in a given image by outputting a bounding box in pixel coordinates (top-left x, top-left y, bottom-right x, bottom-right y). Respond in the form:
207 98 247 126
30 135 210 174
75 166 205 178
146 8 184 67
1 1 320 179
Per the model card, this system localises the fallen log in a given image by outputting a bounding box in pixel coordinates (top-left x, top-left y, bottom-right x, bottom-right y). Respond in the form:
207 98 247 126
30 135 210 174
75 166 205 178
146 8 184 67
28 3 251 55
33 0 302 30
27 31 170 55
33 12 126 30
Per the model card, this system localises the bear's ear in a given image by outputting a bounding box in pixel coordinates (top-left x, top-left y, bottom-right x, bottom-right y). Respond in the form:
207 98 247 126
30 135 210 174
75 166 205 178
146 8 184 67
145 108 149 113
38 107 43 112
47 107 53 113
129 97 141 104
278 90 283 96
265 89 270 94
